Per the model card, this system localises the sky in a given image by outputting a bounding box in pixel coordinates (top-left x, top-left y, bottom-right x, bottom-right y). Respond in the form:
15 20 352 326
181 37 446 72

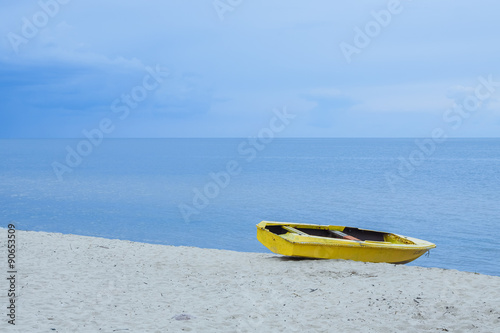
0 0 499 138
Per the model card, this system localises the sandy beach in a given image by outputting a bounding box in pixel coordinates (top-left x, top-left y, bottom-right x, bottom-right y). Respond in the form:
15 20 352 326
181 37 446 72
1 228 499 332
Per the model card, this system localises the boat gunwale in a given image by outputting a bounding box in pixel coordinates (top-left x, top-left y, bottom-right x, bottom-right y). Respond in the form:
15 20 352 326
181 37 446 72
257 221 436 250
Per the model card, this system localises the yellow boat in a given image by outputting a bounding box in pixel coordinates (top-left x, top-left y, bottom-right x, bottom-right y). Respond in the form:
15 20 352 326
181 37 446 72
256 221 436 264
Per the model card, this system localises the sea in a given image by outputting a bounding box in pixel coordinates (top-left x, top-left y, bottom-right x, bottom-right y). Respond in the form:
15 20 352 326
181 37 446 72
1 138 499 276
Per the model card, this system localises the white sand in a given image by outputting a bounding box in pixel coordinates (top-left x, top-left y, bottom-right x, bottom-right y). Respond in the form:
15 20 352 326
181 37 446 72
1 229 499 332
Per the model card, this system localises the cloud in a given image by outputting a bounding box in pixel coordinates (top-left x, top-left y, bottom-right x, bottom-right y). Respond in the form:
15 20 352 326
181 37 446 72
299 88 357 128
151 72 214 118
446 83 500 115
446 85 475 103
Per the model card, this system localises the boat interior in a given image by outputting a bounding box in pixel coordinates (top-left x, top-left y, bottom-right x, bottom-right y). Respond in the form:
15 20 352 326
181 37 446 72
265 225 386 242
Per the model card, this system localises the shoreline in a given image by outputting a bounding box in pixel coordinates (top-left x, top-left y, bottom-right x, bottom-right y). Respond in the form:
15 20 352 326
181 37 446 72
1 229 499 332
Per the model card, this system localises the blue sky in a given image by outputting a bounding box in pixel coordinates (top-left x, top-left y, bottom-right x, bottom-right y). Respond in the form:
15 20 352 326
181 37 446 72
1 0 499 138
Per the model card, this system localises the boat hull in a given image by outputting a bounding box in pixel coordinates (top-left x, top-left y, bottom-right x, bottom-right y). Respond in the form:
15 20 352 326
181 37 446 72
256 221 436 264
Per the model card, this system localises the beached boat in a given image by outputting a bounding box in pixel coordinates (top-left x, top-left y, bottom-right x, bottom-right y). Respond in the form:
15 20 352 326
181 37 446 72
256 221 436 264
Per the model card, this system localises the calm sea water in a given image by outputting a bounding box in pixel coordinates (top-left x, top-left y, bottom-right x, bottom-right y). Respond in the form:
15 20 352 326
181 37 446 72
1 138 499 276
